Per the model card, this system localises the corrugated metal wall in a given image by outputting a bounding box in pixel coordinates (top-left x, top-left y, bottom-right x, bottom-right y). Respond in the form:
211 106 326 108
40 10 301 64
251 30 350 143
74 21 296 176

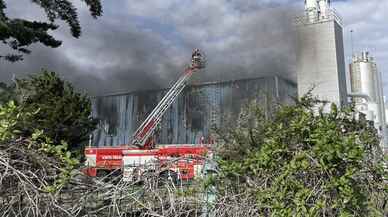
92 76 296 146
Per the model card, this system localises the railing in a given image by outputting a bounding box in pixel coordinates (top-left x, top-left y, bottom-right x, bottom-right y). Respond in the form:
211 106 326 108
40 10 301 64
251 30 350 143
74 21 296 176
294 8 343 26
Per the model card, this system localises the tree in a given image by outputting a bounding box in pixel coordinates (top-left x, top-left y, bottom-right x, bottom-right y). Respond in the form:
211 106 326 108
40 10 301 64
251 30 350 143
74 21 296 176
12 70 97 150
217 94 388 216
0 0 102 62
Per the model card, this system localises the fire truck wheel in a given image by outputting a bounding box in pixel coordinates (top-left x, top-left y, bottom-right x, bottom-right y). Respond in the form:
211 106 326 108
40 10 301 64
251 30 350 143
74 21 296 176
158 170 179 185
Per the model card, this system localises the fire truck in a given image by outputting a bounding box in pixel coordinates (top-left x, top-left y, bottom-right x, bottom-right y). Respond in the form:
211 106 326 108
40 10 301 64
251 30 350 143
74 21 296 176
84 50 215 181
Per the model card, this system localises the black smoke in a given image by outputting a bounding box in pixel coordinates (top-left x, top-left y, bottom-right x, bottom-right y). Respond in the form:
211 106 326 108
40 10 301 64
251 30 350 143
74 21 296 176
0 0 297 95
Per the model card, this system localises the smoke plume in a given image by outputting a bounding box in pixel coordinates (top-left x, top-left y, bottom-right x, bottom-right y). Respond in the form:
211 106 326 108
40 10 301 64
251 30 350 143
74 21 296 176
0 0 297 95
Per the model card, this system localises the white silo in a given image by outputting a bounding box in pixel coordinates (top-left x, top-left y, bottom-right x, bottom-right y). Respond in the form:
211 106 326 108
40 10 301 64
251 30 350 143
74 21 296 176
349 51 387 150
350 52 378 108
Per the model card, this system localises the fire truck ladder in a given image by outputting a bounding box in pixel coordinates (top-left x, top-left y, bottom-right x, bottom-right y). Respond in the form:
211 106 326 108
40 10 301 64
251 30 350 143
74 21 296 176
132 52 205 148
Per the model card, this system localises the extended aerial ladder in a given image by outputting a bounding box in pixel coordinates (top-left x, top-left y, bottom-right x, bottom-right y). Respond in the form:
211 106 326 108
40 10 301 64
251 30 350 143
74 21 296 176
83 50 209 179
132 49 205 149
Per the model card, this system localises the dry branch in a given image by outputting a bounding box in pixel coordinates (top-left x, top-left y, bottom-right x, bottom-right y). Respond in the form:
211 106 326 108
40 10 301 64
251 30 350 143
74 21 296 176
0 138 246 217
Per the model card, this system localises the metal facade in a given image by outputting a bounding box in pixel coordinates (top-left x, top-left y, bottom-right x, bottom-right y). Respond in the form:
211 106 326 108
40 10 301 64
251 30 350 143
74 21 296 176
350 54 379 103
91 76 296 147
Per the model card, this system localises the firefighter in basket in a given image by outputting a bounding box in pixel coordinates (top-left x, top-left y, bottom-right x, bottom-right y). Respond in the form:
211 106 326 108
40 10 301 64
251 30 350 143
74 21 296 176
191 48 203 68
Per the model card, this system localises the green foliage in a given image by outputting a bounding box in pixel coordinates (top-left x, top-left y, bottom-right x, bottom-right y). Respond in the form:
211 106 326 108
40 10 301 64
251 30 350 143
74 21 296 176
217 95 388 216
32 130 79 192
0 82 16 104
0 71 97 153
216 100 268 162
0 73 91 192
0 102 79 192
0 100 25 141
0 0 102 61
11 70 98 150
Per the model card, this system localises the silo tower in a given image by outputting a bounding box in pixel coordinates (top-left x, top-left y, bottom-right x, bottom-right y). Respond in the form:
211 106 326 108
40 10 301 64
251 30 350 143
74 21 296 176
295 0 347 107
350 52 379 104
349 51 387 151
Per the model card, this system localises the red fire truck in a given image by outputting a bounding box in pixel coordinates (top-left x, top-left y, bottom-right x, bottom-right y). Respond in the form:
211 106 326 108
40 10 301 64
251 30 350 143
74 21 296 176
84 50 214 181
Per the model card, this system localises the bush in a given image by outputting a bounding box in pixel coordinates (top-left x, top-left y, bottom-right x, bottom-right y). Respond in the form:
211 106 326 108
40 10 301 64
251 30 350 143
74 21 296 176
217 95 388 216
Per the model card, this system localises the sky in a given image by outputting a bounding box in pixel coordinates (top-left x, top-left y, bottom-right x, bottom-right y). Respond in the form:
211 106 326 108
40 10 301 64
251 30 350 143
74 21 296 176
0 0 387 96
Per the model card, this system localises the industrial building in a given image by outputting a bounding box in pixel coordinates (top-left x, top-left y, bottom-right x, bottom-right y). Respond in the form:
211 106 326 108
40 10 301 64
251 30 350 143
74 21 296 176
295 0 348 107
91 76 296 146
90 0 350 148
91 0 388 153
295 0 387 152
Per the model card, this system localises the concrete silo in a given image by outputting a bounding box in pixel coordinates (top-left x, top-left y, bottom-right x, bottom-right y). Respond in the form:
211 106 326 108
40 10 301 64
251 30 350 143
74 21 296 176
349 52 387 152
295 0 348 107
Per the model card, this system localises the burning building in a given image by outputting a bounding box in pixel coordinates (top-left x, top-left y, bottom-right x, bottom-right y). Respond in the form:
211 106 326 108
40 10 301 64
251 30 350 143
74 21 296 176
91 76 296 147
90 0 352 147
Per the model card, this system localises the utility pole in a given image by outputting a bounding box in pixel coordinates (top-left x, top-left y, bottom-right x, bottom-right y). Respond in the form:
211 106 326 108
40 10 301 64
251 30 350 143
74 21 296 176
350 29 354 56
